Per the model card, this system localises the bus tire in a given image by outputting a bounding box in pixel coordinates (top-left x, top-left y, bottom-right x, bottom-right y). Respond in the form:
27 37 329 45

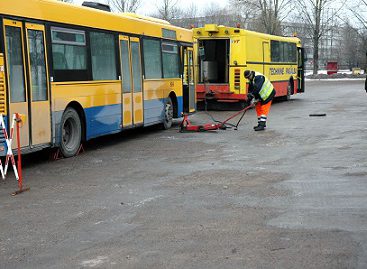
162 97 173 130
285 81 292 101
60 107 82 158
281 80 293 101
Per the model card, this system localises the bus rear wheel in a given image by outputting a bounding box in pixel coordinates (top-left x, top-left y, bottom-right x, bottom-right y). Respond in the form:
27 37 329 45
162 97 173 130
285 82 292 101
281 80 293 101
60 107 82 158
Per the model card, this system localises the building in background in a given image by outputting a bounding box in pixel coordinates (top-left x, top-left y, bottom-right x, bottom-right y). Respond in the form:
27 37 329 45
173 16 366 72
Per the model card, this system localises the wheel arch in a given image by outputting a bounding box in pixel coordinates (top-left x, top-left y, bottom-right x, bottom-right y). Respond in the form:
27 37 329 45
289 76 295 95
168 91 178 118
65 101 86 142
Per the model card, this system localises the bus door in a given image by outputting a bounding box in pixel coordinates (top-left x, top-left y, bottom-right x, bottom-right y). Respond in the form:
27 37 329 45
119 35 133 127
182 47 195 113
297 47 305 93
130 37 143 125
119 35 143 128
262 42 270 77
3 19 51 148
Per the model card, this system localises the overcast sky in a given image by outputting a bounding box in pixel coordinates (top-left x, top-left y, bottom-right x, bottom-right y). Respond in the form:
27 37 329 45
74 0 227 15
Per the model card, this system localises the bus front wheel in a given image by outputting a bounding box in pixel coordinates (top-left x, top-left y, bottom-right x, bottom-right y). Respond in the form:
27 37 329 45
162 97 173 130
60 107 82 158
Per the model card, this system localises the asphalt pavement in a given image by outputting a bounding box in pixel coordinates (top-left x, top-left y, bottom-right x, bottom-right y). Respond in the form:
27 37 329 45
0 79 366 269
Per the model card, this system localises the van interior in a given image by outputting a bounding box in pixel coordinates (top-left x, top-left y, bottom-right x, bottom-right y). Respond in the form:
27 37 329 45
198 39 230 84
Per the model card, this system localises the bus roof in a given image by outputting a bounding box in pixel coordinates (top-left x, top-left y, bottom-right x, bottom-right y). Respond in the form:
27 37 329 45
0 0 192 42
193 24 301 45
123 13 171 25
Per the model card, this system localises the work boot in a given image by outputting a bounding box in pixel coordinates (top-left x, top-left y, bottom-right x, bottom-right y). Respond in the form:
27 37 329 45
253 118 260 129
254 121 266 131
253 122 260 130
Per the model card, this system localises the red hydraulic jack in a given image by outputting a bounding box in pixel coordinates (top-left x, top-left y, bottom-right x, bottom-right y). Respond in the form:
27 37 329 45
179 102 255 132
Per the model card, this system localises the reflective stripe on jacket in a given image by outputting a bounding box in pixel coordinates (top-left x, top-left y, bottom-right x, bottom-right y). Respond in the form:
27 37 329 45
254 72 274 101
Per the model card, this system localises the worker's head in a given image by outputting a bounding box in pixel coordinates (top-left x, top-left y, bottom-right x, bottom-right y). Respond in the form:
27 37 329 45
244 70 254 80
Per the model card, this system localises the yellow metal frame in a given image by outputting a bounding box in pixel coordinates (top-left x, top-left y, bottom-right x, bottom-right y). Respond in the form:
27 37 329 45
130 37 143 125
184 47 195 113
3 19 30 147
119 35 133 127
0 53 7 115
3 19 28 103
25 22 51 146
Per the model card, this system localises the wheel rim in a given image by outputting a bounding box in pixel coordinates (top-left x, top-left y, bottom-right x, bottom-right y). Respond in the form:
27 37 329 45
62 117 78 150
165 102 173 123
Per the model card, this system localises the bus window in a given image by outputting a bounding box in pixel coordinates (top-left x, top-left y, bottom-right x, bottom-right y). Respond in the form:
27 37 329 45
120 40 131 93
188 50 194 85
183 49 188 85
28 29 47 101
271 40 281 62
52 52 68 69
271 41 297 63
288 43 297 63
143 39 162 79
51 27 88 81
131 41 142 92
90 31 117 80
5 26 26 102
162 42 179 78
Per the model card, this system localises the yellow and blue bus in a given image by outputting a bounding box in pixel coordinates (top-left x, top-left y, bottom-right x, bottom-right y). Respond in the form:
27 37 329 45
0 0 195 157
193 24 304 108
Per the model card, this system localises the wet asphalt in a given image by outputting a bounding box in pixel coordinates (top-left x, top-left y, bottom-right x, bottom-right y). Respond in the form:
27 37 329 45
0 79 366 269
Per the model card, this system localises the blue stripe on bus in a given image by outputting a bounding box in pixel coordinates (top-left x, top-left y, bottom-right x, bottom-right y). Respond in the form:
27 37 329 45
54 96 184 144
144 96 183 126
84 104 121 140
177 96 183 116
144 99 163 126
53 105 121 144
0 95 185 156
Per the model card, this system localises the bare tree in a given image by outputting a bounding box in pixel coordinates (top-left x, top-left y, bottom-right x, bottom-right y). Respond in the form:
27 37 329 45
108 0 142 12
182 3 198 19
341 21 360 69
345 0 367 71
229 0 255 28
258 0 293 34
154 0 181 22
201 3 230 26
360 32 367 72
347 0 367 30
230 0 293 34
295 0 344 74
176 3 199 28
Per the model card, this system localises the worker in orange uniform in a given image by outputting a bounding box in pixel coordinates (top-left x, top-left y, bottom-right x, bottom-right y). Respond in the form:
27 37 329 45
244 70 276 131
